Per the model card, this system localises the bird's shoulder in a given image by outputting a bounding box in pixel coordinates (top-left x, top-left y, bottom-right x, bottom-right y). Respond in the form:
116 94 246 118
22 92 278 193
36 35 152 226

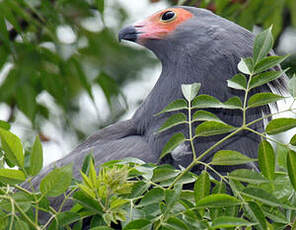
82 119 138 143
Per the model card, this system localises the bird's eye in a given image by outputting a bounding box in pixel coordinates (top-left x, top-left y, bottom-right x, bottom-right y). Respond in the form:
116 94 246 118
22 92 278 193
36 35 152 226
160 11 176 22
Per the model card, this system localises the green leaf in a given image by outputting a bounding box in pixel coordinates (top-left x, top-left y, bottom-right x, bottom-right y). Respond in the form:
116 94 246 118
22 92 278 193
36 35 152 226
156 99 187 115
165 184 182 212
0 192 31 212
258 140 275 180
276 144 289 169
272 174 294 200
14 220 29 230
288 0 296 26
192 95 223 108
28 136 43 176
290 134 296 146
40 164 73 197
16 84 37 122
241 187 285 207
253 27 273 64
223 96 243 109
0 121 10 130
123 219 151 230
90 227 113 230
96 72 122 109
193 95 242 110
249 71 284 89
227 73 247 90
110 198 128 209
158 113 187 133
211 150 256 166
0 15 9 43
212 181 226 194
78 183 95 199
262 207 289 224
0 128 24 168
238 58 253 75
254 56 288 73
0 169 26 184
152 167 179 183
195 194 241 208
73 190 103 214
128 181 150 199
81 153 95 174
137 188 164 207
89 215 105 229
287 150 296 191
195 121 235 137
194 171 210 203
96 0 105 14
71 57 95 103
228 179 245 195
81 170 93 189
244 201 267 230
192 110 221 122
48 212 81 230
266 118 296 135
247 92 284 108
228 169 268 184
211 216 253 229
164 217 189 230
183 211 207 229
159 133 185 160
288 75 296 98
181 83 201 102
88 159 97 186
158 171 195 187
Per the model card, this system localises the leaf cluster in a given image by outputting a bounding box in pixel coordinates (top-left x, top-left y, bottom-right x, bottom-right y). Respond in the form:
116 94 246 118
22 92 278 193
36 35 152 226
0 0 156 139
175 0 296 40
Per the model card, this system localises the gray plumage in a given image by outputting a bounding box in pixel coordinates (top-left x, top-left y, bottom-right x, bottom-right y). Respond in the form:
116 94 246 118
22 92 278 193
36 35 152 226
26 6 287 222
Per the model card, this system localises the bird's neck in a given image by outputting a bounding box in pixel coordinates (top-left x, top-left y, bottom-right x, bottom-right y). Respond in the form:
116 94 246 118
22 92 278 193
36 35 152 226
132 53 202 134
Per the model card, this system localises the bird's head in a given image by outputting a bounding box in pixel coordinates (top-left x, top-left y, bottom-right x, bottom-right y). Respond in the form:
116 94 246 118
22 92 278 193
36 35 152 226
118 7 193 44
118 6 219 62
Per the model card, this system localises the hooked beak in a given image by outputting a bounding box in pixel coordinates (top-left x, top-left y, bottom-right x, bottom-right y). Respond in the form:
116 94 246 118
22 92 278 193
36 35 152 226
118 25 139 43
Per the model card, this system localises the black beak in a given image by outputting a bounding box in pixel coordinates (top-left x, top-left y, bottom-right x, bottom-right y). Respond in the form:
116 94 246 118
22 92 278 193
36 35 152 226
118 26 138 43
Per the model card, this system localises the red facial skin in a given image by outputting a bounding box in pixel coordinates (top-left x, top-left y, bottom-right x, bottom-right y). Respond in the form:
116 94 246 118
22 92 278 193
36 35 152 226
134 8 193 44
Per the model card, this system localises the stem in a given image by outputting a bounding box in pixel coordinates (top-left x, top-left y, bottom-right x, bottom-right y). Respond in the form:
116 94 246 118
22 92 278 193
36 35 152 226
14 185 32 195
0 195 40 229
195 128 242 163
245 108 294 127
41 215 56 230
289 99 296 110
169 128 243 189
242 73 253 125
168 160 197 190
58 188 77 213
188 99 197 160
14 199 41 230
9 198 15 230
197 161 228 184
244 126 287 147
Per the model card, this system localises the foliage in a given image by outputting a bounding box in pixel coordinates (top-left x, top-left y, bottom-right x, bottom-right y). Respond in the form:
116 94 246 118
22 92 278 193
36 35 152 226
0 0 156 140
174 0 296 39
0 27 296 230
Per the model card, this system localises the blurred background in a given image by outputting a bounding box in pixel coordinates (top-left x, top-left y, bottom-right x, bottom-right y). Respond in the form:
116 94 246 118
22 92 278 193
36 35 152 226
0 0 295 165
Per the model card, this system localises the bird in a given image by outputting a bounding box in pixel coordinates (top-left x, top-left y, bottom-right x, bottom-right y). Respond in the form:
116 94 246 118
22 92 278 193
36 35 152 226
28 5 287 221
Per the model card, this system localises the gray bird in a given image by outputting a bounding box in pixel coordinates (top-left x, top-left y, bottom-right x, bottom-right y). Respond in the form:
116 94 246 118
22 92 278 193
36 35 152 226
29 6 287 219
